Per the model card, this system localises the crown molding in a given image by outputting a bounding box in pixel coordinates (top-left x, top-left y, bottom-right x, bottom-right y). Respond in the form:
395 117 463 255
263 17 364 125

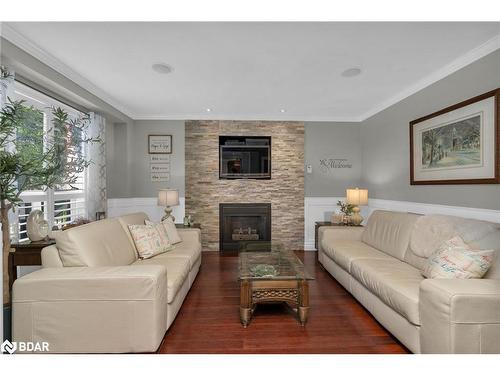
359 32 500 122
1 23 134 119
3 23 499 123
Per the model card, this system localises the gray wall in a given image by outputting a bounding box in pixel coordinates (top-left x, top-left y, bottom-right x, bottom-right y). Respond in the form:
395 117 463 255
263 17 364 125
305 122 362 196
361 50 500 210
129 120 185 197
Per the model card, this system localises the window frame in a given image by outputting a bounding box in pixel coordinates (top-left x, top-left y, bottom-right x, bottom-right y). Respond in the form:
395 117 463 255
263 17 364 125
13 82 89 240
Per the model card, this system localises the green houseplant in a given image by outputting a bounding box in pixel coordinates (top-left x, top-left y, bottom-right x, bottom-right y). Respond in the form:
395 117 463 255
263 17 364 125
1 68 99 303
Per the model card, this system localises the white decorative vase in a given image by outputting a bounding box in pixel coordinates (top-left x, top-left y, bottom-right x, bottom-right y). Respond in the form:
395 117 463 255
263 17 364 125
26 209 49 241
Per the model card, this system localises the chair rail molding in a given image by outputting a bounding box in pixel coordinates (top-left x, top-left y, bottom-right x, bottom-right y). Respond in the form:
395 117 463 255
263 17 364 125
107 197 186 223
367 198 500 223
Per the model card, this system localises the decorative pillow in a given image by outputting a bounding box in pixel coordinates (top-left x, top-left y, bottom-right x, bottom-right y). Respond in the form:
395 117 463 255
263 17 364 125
422 236 495 279
128 224 171 259
161 217 182 245
145 220 172 249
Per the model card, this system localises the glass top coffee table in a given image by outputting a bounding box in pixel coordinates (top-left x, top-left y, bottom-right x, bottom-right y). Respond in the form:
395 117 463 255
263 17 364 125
238 242 313 327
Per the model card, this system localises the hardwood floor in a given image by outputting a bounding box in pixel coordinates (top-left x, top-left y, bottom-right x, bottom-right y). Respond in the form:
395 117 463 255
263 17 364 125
158 251 410 354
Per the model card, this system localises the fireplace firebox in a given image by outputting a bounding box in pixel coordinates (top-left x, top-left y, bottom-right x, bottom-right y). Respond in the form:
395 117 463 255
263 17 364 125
219 203 271 251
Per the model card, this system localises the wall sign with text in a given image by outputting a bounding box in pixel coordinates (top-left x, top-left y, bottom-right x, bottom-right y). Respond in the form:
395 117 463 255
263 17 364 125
319 158 353 173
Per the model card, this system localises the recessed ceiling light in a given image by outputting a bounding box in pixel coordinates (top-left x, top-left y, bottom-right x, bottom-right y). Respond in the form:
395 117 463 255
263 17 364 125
152 63 174 74
280 109 286 113
206 108 212 112
341 67 362 78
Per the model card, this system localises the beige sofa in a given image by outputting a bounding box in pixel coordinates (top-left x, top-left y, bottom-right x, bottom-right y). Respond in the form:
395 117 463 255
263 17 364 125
12 212 202 353
318 210 500 354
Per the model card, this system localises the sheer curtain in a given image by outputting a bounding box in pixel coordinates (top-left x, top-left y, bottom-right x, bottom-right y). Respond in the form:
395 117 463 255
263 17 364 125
85 112 107 220
0 66 15 110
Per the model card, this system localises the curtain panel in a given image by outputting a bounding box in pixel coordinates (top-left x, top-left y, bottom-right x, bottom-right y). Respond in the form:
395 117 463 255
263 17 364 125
85 112 107 220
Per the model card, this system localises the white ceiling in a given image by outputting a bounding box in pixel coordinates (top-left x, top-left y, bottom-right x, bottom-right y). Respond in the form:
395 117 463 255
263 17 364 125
4 22 500 121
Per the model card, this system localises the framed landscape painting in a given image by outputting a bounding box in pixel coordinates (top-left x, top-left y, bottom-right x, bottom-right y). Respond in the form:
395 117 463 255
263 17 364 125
410 89 499 185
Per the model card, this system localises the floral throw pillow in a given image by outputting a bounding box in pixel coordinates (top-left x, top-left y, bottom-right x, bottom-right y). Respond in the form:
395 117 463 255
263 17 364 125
422 236 494 279
128 224 171 259
145 220 173 249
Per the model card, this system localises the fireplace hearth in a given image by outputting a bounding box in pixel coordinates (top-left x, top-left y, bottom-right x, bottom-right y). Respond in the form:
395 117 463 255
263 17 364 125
219 203 271 251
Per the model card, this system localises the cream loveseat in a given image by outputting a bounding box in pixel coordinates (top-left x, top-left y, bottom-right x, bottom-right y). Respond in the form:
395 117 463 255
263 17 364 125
318 210 500 354
12 212 202 353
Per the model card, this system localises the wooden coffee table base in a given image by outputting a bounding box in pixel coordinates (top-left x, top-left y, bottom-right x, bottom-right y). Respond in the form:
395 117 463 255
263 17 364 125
239 279 310 327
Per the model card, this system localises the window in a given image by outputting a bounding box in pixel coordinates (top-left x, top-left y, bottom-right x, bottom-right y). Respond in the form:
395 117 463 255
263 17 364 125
13 82 88 241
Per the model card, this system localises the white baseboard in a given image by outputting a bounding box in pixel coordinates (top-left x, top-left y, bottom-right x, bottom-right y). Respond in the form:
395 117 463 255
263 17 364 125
304 197 500 250
107 197 186 223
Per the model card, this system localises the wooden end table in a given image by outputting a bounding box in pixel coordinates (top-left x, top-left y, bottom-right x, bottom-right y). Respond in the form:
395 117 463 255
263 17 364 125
175 223 201 229
8 239 56 294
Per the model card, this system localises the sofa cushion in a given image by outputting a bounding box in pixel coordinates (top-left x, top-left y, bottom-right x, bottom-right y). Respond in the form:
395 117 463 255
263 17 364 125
133 256 190 303
469 229 500 280
56 218 137 267
157 229 202 269
322 239 393 272
410 214 499 258
351 258 423 325
361 210 419 261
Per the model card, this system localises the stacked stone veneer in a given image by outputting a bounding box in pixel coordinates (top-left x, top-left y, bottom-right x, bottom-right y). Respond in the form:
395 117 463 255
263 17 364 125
185 120 304 251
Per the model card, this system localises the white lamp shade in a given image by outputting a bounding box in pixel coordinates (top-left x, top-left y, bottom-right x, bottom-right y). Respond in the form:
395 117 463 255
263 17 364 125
158 189 179 207
346 188 368 206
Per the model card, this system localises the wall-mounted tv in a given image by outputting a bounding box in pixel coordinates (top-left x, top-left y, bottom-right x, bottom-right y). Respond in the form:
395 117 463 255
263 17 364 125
219 136 271 179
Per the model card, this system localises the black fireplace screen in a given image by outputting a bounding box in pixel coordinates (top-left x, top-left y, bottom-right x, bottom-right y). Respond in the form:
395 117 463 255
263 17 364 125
219 203 271 251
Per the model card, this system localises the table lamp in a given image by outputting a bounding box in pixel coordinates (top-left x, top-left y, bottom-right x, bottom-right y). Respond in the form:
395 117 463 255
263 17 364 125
158 189 179 222
346 188 368 226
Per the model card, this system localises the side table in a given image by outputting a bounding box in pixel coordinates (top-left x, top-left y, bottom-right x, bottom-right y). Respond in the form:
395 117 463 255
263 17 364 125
8 239 56 294
175 223 201 229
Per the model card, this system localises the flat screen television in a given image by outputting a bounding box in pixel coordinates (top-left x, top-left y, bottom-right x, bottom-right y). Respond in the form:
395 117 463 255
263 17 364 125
219 136 271 179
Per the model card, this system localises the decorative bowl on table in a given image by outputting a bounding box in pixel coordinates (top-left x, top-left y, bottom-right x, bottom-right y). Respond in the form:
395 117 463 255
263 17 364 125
250 264 278 277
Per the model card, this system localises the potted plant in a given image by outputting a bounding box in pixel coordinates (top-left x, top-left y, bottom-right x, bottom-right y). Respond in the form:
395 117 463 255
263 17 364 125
1 68 99 305
336 200 356 224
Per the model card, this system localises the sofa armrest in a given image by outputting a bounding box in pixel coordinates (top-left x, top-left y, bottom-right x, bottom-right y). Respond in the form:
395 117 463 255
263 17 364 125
318 226 365 253
178 227 201 243
41 245 64 268
12 265 168 353
420 278 500 353
13 265 167 302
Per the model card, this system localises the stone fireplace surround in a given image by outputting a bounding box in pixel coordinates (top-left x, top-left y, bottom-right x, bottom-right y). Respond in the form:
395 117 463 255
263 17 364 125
185 120 304 251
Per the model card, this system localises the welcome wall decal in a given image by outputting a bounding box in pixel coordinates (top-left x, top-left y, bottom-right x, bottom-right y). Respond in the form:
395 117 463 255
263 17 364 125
319 158 353 172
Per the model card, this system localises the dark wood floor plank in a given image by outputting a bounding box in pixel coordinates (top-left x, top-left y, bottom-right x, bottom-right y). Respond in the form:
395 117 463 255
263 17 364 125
158 252 410 354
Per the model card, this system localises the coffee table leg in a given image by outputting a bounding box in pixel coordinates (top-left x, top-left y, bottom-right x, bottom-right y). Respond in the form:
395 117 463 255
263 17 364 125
240 280 252 327
298 280 310 326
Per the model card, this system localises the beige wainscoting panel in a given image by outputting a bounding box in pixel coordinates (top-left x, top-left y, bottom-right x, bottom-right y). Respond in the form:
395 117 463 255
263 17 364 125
185 120 305 251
